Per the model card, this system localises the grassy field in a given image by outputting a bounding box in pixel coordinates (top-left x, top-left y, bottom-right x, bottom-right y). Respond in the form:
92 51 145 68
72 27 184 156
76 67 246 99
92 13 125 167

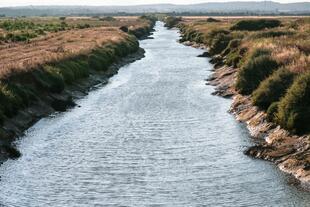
0 16 152 42
174 16 310 134
0 16 153 78
0 16 155 129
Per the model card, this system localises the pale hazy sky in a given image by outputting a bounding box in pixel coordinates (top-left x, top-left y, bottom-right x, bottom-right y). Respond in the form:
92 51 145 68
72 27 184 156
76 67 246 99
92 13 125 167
0 0 308 7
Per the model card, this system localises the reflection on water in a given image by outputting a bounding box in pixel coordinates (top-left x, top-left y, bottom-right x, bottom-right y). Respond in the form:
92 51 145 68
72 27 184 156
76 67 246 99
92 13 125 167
0 22 309 207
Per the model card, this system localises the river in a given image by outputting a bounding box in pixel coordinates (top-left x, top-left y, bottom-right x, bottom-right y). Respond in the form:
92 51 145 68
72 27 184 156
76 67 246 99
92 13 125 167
0 22 309 207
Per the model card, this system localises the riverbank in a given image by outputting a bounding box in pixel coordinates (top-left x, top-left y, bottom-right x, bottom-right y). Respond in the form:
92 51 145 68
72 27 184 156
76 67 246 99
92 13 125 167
210 62 310 187
0 17 155 162
173 17 310 186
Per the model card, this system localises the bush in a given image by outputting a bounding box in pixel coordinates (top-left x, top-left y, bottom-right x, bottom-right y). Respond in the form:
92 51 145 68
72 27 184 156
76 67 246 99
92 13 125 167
277 72 310 134
251 48 271 59
205 29 230 45
76 24 90 29
179 27 204 43
164 16 182 28
209 33 232 55
226 50 242 68
252 68 295 110
33 67 65 93
236 55 279 95
231 19 281 31
119 26 129 33
206 18 221 23
100 16 116 21
88 53 107 71
139 15 157 23
5 32 37 42
0 82 24 117
266 102 279 122
253 31 294 38
222 39 242 67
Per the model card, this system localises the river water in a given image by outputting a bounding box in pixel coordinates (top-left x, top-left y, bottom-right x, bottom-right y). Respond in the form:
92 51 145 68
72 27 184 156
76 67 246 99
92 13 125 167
0 22 309 207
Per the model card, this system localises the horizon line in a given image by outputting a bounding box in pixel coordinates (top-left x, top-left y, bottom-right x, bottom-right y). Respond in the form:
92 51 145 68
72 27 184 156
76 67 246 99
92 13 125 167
1 1 309 8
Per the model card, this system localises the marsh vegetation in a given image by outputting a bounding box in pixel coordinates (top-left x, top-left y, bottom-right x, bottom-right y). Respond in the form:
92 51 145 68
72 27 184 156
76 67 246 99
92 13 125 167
176 17 310 134
0 15 155 142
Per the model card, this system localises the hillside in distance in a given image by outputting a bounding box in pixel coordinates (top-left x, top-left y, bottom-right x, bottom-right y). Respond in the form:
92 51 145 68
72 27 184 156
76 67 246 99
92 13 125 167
0 1 310 16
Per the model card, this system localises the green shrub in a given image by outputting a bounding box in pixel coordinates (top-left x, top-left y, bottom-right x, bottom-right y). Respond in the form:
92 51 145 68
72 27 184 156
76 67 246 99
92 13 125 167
231 19 281 31
237 48 271 67
222 39 242 67
277 72 310 134
55 59 89 82
55 63 75 83
119 26 129 33
236 55 279 95
88 53 109 71
88 38 138 71
139 15 157 25
226 50 242 68
99 16 116 21
0 82 24 117
164 16 182 28
33 67 65 93
252 68 295 110
251 48 271 59
129 26 150 38
209 33 232 55
5 83 36 107
5 32 37 42
266 102 279 122
76 24 91 29
205 29 230 45
253 31 294 38
206 18 221 23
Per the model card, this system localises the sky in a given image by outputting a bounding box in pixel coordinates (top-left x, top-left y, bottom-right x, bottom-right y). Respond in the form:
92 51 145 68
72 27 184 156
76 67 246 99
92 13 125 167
0 0 308 7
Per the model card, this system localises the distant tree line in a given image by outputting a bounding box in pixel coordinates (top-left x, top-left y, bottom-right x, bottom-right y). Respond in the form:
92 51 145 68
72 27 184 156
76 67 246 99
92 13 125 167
0 9 309 17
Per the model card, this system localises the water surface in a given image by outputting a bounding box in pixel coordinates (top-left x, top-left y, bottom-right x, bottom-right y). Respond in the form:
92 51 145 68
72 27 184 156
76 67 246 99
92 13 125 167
0 22 310 207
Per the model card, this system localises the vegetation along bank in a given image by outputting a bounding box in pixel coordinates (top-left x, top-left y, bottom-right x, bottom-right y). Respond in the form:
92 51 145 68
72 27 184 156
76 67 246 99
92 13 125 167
166 16 310 186
0 15 156 161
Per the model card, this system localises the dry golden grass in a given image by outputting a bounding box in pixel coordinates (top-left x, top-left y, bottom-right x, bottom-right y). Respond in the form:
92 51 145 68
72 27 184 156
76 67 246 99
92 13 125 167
182 16 307 20
182 17 310 74
0 17 151 79
0 27 125 78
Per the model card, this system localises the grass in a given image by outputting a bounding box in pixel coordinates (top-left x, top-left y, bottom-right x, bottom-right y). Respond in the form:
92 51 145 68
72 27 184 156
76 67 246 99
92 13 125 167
0 16 154 43
252 68 295 110
177 16 310 134
236 54 279 95
0 16 154 126
0 34 141 121
277 72 310 134
0 16 153 79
